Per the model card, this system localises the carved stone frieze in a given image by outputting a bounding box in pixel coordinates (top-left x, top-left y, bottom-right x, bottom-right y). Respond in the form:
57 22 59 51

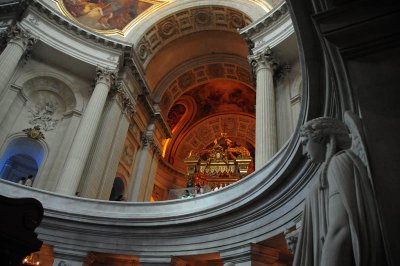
136 6 252 64
121 143 135 166
110 82 136 117
240 2 289 39
28 101 59 131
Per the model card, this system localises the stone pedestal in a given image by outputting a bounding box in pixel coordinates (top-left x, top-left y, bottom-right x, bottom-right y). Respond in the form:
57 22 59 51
249 47 277 170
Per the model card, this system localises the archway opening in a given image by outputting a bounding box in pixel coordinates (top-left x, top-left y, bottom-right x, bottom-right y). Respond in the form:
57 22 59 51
0 137 45 184
109 177 126 201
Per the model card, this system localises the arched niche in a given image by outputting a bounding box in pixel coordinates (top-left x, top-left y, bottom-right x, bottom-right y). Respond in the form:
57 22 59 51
0 136 47 185
109 177 126 201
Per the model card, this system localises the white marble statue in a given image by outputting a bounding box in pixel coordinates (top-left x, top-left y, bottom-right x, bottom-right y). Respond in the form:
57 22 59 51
293 112 383 266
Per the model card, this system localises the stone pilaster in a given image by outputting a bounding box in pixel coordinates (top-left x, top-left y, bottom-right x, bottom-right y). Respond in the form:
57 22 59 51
249 47 278 170
79 83 133 199
0 24 36 96
128 128 161 202
55 67 117 195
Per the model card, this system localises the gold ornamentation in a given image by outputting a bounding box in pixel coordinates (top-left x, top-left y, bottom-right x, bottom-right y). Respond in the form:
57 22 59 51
184 132 253 189
23 126 45 140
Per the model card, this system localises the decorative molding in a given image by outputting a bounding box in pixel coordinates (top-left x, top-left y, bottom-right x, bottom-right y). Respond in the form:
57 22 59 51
284 228 299 254
140 131 161 156
159 62 253 114
240 2 288 40
23 125 45 140
248 46 278 72
121 143 135 166
248 46 279 85
153 104 172 139
136 6 252 65
28 0 132 50
95 67 118 87
28 101 59 131
110 81 136 117
7 23 37 49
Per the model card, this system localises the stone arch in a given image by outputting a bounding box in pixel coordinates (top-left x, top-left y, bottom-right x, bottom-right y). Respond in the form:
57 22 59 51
15 71 84 113
0 133 48 185
128 0 271 47
109 176 127 201
157 62 254 118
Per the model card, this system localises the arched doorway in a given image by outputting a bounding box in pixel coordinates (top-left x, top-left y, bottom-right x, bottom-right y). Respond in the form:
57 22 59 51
0 154 38 183
109 177 126 201
0 136 46 185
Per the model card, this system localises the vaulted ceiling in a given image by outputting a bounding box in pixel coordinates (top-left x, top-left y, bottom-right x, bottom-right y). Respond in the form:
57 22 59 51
141 6 257 172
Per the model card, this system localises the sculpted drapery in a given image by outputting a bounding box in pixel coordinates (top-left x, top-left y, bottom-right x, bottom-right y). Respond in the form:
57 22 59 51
293 114 383 266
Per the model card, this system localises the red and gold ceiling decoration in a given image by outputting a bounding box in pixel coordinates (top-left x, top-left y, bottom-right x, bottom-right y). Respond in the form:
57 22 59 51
163 80 256 172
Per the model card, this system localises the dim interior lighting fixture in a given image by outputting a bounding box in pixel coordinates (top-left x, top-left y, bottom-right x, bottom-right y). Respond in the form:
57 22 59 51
22 253 40 265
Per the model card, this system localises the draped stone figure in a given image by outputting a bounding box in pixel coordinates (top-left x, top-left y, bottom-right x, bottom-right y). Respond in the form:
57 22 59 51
293 112 383 266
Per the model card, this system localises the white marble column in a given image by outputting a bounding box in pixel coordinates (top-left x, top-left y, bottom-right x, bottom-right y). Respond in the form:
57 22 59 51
128 127 159 202
249 47 278 170
80 87 132 199
0 25 36 97
55 68 117 195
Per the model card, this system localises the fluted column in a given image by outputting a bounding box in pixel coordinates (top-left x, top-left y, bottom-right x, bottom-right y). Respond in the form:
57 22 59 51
0 24 36 96
128 125 160 202
56 68 117 195
249 47 277 170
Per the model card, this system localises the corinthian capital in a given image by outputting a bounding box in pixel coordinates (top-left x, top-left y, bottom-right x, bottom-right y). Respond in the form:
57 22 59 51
7 24 37 50
248 47 278 72
95 67 118 87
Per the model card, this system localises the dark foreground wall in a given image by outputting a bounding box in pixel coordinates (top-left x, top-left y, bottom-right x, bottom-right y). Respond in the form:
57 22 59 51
286 0 400 265
0 195 43 265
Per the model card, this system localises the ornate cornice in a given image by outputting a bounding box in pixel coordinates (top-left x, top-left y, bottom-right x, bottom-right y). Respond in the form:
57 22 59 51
153 104 172 139
136 5 252 66
28 0 131 51
109 81 136 118
240 2 289 40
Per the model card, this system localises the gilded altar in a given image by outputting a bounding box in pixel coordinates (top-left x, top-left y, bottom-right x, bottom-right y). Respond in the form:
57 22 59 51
184 133 253 190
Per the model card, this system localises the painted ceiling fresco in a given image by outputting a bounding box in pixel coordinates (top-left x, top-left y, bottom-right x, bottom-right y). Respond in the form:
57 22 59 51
60 0 165 32
167 103 186 131
184 80 255 120
167 80 255 131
